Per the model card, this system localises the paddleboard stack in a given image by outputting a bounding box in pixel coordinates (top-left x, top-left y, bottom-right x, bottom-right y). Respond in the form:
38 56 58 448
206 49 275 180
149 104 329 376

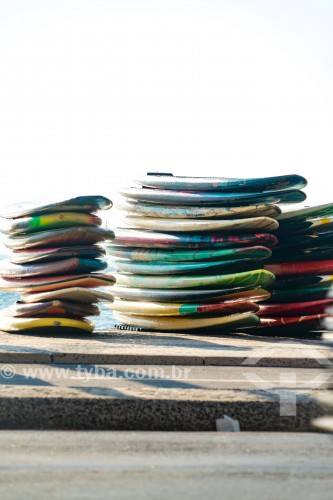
0 196 115 334
257 202 333 335
106 173 307 331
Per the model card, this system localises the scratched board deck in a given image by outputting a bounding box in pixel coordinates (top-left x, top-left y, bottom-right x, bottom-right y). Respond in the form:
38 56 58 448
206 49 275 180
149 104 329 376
107 245 272 262
4 226 115 250
111 285 271 303
258 299 333 317
112 229 278 249
133 173 307 192
113 311 260 331
0 257 107 278
0 195 112 219
119 187 306 206
258 314 328 329
115 199 282 219
110 258 261 275
108 298 259 316
114 269 275 289
0 273 115 293
122 215 279 232
0 212 102 235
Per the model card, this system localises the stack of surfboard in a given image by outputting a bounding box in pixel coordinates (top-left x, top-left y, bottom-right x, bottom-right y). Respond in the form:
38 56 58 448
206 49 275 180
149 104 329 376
0 196 115 334
258 202 333 335
106 173 307 332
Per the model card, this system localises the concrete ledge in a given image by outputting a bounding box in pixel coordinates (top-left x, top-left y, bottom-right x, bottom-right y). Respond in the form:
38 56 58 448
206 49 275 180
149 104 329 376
0 330 331 367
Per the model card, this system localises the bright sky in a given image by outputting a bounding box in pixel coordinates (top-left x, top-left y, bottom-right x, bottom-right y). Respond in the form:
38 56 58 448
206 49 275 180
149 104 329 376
0 0 332 208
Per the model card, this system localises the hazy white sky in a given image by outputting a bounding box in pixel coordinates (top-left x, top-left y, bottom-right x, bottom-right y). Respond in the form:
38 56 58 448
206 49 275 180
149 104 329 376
0 0 332 207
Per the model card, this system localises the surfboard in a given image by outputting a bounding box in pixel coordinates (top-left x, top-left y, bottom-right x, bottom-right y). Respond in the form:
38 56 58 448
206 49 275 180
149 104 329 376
106 245 272 262
0 273 116 293
258 314 328 328
266 246 333 263
20 287 114 304
0 257 107 278
10 245 106 265
265 260 333 277
0 195 112 219
276 216 333 235
277 202 333 222
0 315 94 333
111 285 271 303
258 299 333 317
108 298 259 316
4 226 115 250
274 231 333 251
109 257 261 275
115 199 282 219
114 269 275 289
0 212 102 236
267 285 332 303
119 187 306 206
133 173 307 192
121 215 279 232
112 229 278 249
266 275 333 289
4 300 100 318
113 311 260 331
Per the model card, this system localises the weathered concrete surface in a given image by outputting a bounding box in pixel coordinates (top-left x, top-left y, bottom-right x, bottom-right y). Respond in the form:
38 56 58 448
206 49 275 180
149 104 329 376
0 431 332 500
0 364 329 431
0 330 330 367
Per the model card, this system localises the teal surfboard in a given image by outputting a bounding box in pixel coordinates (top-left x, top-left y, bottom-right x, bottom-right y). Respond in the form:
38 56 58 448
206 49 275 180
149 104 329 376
109 257 261 275
133 173 307 192
267 285 332 303
119 187 306 206
106 245 272 262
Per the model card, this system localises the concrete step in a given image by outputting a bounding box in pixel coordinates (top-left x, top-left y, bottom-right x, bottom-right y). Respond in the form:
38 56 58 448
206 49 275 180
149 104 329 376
0 363 329 431
0 329 331 367
0 431 332 500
